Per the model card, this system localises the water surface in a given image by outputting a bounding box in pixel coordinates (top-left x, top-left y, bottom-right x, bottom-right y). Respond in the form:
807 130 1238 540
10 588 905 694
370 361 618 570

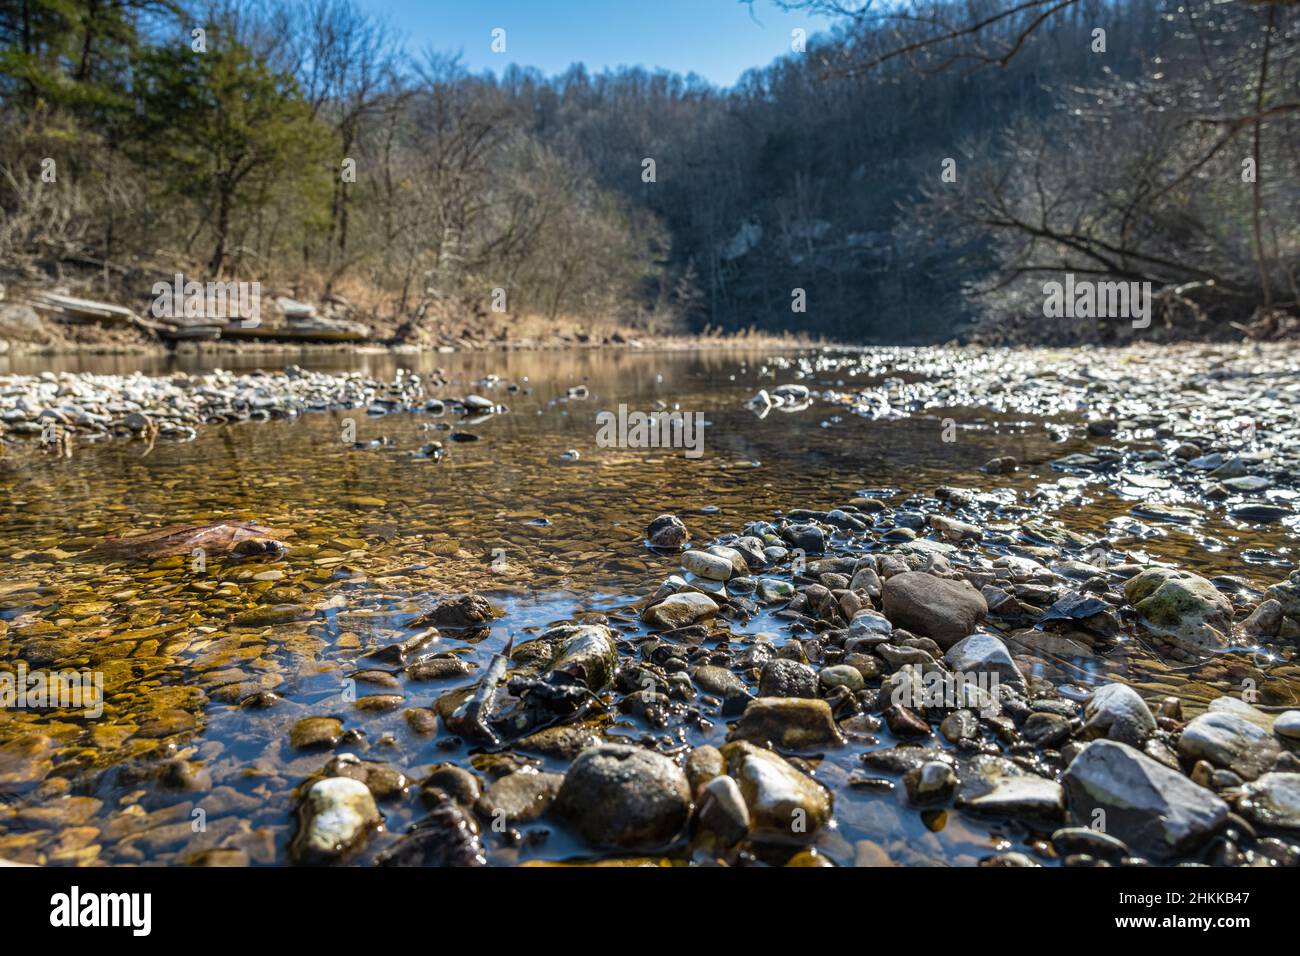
1 347 1295 866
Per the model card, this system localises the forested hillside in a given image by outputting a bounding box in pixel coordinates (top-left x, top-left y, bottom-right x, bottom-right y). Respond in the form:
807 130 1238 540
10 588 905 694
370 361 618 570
2 0 1295 343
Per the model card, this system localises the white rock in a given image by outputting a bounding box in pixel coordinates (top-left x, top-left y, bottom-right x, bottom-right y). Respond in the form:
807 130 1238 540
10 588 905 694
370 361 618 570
1208 695 1275 731
681 549 733 581
296 777 380 861
1239 773 1300 830
1273 710 1300 741
725 742 831 844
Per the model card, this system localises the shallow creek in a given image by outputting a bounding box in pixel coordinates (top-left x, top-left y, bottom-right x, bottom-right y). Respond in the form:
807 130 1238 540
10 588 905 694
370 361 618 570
0 346 1296 866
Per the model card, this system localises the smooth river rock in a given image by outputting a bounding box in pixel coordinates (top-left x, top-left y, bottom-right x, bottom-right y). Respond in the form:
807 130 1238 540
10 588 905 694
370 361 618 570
553 744 691 850
1274 710 1300 741
728 697 845 750
721 741 832 844
881 571 988 649
1083 683 1158 746
1177 711 1280 781
1237 773 1300 830
942 632 1025 692
292 776 381 863
474 771 563 824
681 549 733 581
641 592 719 629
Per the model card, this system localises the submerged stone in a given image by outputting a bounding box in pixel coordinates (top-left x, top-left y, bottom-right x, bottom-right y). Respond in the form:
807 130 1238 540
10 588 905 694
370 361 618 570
291 777 381 863
728 697 845 750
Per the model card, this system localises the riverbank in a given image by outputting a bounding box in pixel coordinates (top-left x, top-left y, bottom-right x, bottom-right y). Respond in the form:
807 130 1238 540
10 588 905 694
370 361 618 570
0 288 815 360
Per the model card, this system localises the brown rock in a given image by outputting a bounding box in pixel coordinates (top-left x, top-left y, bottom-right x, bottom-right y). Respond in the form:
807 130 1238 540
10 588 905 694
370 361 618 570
882 571 988 649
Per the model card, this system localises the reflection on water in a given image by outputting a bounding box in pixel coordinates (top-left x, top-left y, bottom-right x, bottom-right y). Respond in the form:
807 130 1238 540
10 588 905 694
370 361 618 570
0 348 1295 866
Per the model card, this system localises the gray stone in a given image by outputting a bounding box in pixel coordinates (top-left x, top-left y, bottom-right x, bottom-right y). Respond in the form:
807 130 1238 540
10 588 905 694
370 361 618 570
1238 773 1300 830
1062 740 1228 859
1178 711 1280 781
847 609 893 641
1207 695 1276 731
1084 683 1158 746
1274 710 1300 741
956 754 1064 819
942 632 1025 692
759 658 818 698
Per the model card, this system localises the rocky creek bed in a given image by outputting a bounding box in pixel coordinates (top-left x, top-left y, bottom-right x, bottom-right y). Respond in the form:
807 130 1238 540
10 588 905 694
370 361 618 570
0 344 1298 867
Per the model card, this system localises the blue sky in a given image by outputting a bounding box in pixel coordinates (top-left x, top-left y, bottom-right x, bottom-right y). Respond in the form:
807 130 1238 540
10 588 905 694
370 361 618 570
355 0 835 87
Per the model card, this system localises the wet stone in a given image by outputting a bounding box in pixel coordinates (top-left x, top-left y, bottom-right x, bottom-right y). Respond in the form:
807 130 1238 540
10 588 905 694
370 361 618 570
377 799 486 867
758 658 818 699
413 593 497 629
641 592 718 629
721 740 832 845
904 760 958 804
646 514 689 549
515 723 603 760
956 755 1064 820
696 774 750 846
422 765 482 807
289 717 344 750
475 771 564 824
291 776 381 863
553 744 691 851
1238 773 1300 830
819 664 865 692
728 697 845 751
685 745 725 795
